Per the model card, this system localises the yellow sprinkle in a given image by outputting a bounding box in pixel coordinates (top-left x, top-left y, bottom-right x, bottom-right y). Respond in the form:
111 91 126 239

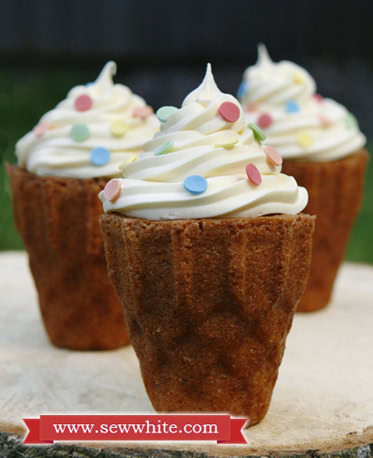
298 132 313 148
214 138 238 149
293 71 304 84
111 120 129 137
119 155 137 173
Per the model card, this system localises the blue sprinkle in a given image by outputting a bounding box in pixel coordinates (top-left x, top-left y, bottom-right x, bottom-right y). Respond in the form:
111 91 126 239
86 82 93 87
236 81 248 99
286 100 300 113
90 146 111 166
184 175 208 195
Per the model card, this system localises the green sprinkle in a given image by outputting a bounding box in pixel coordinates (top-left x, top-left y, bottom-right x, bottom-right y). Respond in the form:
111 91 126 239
346 112 358 129
156 106 178 123
154 141 174 156
70 123 90 142
248 123 266 142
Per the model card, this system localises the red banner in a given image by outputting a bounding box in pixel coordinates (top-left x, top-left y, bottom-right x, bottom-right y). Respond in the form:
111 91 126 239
23 414 247 445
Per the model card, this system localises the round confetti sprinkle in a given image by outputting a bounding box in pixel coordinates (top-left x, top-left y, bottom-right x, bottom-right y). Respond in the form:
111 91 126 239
214 138 238 149
70 123 90 142
103 179 121 203
286 100 300 113
184 175 208 194
133 105 153 119
257 113 273 129
90 146 111 166
313 93 323 103
346 112 358 129
245 163 262 186
298 132 313 148
246 103 257 112
248 123 266 142
218 102 240 123
156 106 178 122
293 72 304 84
236 81 248 99
119 155 137 173
111 120 128 137
74 94 93 112
264 146 282 166
33 123 50 138
154 141 174 156
319 115 332 128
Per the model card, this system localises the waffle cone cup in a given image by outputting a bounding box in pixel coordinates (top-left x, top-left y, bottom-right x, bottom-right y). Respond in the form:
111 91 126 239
282 149 369 313
100 213 315 425
7 164 129 350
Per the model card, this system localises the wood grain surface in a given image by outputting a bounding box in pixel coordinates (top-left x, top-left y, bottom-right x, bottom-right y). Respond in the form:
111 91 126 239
0 252 372 456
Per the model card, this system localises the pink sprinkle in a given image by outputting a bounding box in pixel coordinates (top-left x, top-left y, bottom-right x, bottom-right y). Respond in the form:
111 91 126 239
257 113 273 129
133 105 154 119
264 146 283 166
245 163 262 186
313 93 323 103
74 94 93 112
103 179 121 203
218 102 240 123
319 115 332 127
246 103 257 112
33 123 50 137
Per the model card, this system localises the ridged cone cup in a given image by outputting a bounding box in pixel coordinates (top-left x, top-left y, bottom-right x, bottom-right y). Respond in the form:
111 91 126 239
100 213 315 425
282 149 369 312
7 164 129 350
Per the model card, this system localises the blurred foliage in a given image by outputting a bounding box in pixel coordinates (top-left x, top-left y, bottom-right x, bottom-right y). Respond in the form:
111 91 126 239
0 69 372 262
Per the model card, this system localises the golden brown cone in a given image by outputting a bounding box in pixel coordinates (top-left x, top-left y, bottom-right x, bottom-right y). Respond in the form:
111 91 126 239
7 164 129 350
282 149 369 312
100 213 315 425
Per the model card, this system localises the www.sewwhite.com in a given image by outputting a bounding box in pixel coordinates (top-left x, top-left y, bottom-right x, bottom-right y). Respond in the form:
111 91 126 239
53 420 219 435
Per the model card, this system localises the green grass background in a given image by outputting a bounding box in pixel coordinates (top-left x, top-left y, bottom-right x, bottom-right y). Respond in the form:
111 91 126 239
1 69 372 263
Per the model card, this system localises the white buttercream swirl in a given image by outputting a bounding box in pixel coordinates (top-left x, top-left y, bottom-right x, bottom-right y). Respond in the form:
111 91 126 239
16 62 160 178
99 64 308 220
240 45 366 161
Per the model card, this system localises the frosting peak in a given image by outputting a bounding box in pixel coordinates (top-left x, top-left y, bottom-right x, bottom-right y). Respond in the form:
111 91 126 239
183 63 221 106
93 61 117 95
99 65 308 220
239 45 365 161
16 62 160 178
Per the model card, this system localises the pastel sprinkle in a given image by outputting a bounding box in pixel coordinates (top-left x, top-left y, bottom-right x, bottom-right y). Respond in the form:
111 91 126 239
110 120 128 137
184 175 208 194
245 163 262 186
286 100 300 113
236 81 248 99
293 72 304 84
74 94 93 112
90 146 111 166
33 123 50 138
70 123 90 142
319 115 332 128
313 93 323 103
154 141 174 156
257 113 273 129
218 102 240 123
214 138 238 149
346 112 358 129
103 179 121 203
156 106 178 122
119 155 137 173
246 103 257 112
264 146 282 166
133 105 154 119
298 132 313 148
85 82 93 87
248 123 266 142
